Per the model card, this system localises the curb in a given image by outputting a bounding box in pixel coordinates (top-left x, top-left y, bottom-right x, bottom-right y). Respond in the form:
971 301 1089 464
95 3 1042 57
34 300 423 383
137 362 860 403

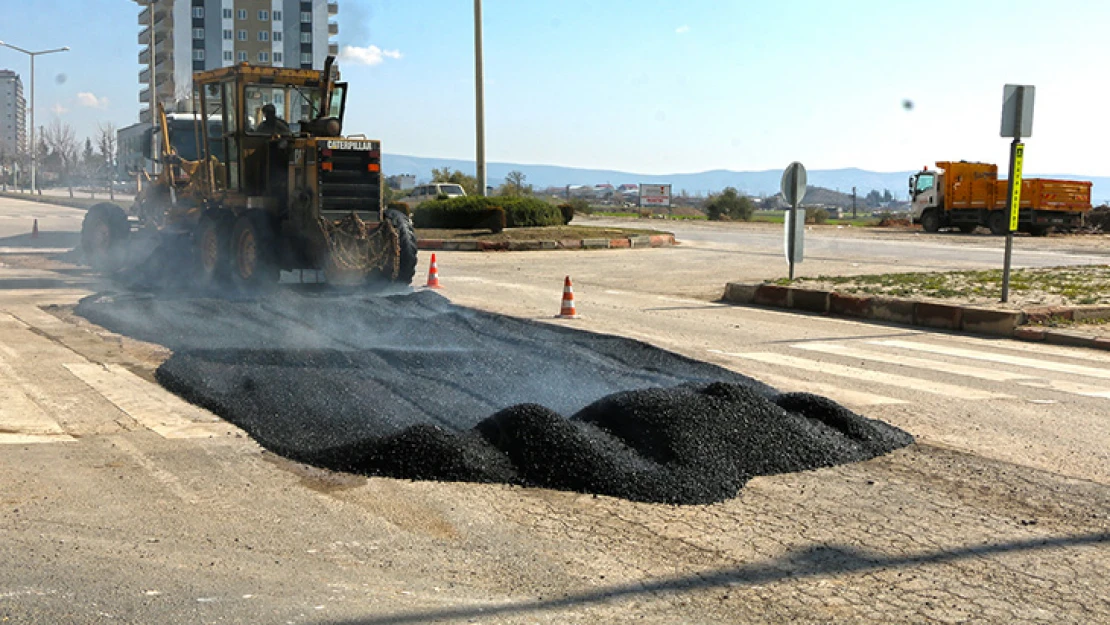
0 191 113 211
416 233 676 252
721 282 1110 351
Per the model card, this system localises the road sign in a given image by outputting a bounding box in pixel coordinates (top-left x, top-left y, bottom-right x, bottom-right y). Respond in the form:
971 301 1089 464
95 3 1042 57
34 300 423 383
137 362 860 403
1009 143 1025 231
1001 84 1035 138
781 162 807 206
784 208 805 264
639 184 671 208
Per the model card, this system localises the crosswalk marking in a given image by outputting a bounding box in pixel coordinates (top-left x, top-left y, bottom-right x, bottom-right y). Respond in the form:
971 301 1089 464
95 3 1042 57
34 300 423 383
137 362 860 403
744 371 908 408
710 350 1010 400
0 382 76 445
63 363 230 440
795 341 1110 399
951 332 1110 364
871 339 1110 381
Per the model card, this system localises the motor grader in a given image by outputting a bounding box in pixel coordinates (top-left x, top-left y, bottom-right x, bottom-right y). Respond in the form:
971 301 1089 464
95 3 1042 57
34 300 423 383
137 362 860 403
81 57 417 289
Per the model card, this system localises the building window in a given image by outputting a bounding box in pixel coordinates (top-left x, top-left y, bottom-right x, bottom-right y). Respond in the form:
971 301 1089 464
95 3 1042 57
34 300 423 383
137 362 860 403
223 8 232 19
300 52 312 65
192 7 204 19
300 32 312 43
237 51 248 62
258 52 270 63
273 52 283 63
193 28 205 40
237 9 247 20
258 31 269 41
258 10 269 21
193 49 205 61
237 29 247 41
301 11 312 23
273 10 282 21
273 31 282 42
223 50 233 61
223 29 233 40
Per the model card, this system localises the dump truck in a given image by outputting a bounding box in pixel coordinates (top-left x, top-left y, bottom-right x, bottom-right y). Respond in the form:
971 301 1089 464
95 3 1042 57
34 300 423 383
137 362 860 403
81 57 417 289
909 161 1092 236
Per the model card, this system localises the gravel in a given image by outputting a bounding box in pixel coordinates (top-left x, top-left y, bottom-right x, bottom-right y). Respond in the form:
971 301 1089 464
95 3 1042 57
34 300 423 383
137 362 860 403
77 289 912 504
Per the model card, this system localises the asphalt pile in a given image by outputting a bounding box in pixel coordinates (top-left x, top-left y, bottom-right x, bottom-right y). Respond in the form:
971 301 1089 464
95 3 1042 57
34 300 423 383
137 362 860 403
77 289 912 504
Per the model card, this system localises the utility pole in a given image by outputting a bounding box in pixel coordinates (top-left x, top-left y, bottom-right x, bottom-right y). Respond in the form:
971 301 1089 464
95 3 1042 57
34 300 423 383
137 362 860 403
852 186 857 219
0 40 70 194
473 0 486 196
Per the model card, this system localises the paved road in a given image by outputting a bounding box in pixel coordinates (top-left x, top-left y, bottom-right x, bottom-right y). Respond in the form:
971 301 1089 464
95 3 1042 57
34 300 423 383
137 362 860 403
0 202 1107 623
0 196 86 248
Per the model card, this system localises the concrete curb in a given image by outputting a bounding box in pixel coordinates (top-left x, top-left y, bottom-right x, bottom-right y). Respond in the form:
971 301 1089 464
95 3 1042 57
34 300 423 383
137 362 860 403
721 282 1110 351
0 191 109 211
416 233 676 252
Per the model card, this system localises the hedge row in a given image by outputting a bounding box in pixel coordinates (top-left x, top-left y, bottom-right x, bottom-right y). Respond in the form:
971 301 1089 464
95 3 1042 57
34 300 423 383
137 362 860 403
413 196 568 231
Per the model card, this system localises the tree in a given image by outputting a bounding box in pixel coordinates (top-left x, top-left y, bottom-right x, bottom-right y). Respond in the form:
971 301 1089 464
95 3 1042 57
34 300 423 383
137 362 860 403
498 170 532 196
882 189 893 203
865 189 883 207
704 187 754 221
97 122 118 199
43 119 79 198
430 167 479 196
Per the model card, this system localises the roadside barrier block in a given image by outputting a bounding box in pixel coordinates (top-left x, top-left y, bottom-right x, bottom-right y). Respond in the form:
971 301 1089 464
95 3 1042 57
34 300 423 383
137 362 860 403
441 241 461 251
1073 305 1110 322
1013 326 1046 342
582 238 610 249
914 302 963 330
1025 306 1075 324
829 293 872 318
558 239 583 249
870 297 915 325
629 235 653 248
418 239 445 250
960 307 1022 336
722 283 758 304
791 289 830 314
1094 337 1110 351
453 241 479 251
478 241 509 251
649 234 675 247
507 241 542 251
754 284 791 308
1043 329 1101 348
609 238 631 248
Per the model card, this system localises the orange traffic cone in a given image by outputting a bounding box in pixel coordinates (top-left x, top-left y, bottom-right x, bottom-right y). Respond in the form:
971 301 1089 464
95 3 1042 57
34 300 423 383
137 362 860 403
425 253 442 288
557 276 580 319
31 219 39 239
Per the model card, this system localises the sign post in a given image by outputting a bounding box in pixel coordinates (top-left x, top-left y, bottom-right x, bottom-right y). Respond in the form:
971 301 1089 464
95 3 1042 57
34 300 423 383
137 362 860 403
781 162 807 280
1000 84 1034 302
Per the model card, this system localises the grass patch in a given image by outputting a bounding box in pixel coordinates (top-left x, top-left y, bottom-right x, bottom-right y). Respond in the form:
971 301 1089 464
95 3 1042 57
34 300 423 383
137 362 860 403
416 225 667 242
785 265 1110 307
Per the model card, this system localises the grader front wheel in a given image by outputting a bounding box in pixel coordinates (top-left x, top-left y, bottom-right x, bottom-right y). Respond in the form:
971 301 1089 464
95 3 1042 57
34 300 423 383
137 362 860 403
230 212 279 290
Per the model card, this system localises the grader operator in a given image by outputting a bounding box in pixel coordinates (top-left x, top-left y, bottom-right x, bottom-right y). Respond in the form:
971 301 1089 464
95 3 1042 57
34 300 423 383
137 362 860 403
81 57 417 289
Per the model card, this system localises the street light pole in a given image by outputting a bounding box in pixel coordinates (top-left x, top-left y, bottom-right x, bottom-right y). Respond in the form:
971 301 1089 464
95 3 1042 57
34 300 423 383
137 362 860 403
473 0 486 197
0 41 70 194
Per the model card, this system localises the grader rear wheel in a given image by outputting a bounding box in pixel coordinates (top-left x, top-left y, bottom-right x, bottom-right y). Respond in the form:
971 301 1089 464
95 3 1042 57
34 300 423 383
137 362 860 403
195 213 232 286
80 202 130 272
230 211 279 290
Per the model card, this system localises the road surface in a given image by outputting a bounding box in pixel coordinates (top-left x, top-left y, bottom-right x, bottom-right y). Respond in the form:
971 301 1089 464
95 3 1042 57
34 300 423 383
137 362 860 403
0 197 1107 623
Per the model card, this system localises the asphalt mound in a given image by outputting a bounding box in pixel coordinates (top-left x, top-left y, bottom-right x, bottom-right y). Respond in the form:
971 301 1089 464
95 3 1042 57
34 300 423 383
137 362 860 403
78 289 912 504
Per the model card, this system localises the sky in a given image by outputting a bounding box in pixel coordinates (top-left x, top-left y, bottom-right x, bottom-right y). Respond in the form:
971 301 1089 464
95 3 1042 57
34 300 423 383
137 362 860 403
3 0 1110 177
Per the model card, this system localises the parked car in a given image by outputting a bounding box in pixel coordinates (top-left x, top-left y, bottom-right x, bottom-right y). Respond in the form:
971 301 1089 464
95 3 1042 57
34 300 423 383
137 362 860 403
398 183 466 207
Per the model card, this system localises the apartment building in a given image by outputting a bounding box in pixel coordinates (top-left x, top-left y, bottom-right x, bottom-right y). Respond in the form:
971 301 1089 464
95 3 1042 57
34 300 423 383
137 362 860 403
137 0 338 123
0 69 26 160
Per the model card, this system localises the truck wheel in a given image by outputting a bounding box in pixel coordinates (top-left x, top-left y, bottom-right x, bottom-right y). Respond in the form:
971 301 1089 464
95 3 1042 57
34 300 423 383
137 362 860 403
230 211 279 290
920 210 941 233
81 202 130 272
988 211 1007 236
384 208 418 285
195 213 232 286
957 223 977 234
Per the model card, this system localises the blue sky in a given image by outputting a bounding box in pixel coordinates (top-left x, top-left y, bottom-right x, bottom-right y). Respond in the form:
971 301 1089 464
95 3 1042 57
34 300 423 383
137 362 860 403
3 1 1109 177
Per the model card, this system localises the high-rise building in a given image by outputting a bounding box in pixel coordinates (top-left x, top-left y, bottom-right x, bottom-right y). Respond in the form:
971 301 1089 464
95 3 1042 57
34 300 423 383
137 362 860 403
136 0 338 123
0 69 26 161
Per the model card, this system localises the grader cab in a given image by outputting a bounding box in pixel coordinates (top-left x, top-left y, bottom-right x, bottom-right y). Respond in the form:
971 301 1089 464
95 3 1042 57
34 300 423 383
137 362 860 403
81 58 417 289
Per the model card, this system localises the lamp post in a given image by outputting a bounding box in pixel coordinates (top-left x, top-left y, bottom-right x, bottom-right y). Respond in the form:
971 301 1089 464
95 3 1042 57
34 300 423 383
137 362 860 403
0 41 70 194
473 0 486 196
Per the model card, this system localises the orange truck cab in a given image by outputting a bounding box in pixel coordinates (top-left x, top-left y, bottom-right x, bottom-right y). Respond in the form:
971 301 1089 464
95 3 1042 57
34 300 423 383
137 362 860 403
909 161 1091 236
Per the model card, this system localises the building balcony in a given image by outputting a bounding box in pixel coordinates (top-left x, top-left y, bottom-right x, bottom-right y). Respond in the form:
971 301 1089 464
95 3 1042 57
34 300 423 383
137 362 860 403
139 88 150 103
329 43 338 56
328 21 338 35
328 2 338 15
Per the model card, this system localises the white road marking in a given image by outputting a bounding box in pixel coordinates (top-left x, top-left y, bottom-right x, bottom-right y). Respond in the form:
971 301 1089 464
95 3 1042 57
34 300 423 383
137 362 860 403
0 383 75 444
711 351 1009 400
872 339 1110 380
64 363 230 439
742 370 908 408
795 341 1110 399
939 332 1110 364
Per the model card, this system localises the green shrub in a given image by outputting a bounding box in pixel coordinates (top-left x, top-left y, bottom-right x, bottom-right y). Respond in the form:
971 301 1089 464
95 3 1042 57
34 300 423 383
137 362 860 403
808 208 829 225
557 203 575 225
705 187 754 221
568 198 592 215
413 196 505 232
497 196 564 228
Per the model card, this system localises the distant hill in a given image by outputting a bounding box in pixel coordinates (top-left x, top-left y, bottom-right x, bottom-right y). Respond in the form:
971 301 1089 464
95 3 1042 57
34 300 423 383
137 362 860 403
381 154 1110 203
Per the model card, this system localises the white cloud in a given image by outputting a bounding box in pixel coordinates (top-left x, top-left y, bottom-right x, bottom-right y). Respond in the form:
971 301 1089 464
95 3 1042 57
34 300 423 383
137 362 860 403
76 92 109 109
337 45 402 66
50 103 68 115
675 25 690 34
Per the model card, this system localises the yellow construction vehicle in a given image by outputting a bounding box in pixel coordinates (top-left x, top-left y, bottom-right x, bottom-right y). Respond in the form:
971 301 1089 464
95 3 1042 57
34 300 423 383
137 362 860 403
81 57 416 289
